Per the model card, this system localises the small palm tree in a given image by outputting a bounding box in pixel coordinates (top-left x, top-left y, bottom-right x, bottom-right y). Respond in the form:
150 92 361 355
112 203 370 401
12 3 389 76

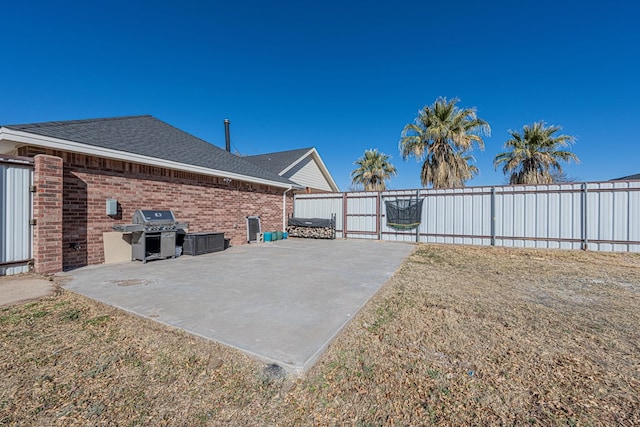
494 121 579 185
399 97 490 188
351 149 397 191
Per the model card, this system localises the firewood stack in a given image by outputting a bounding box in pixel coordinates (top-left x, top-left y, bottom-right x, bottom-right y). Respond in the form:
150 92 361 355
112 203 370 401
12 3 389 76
286 224 334 239
286 216 336 239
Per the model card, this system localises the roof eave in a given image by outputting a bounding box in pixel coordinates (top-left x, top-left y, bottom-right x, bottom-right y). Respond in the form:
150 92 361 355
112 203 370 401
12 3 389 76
0 127 293 189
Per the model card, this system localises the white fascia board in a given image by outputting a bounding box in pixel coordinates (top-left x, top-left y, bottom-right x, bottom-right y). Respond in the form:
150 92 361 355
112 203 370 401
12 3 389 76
0 128 292 189
280 147 339 192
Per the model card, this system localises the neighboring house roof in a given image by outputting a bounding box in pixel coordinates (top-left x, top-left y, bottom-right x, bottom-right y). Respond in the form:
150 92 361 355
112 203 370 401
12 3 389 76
246 147 339 192
612 173 640 181
0 115 298 189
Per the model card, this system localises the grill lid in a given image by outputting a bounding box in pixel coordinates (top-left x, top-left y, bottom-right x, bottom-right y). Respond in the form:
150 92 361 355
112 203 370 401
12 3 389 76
134 209 176 224
113 209 188 233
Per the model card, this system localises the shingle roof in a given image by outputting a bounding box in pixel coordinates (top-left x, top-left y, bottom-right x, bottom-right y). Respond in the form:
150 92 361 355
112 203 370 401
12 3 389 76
612 174 640 181
4 115 294 186
245 147 313 175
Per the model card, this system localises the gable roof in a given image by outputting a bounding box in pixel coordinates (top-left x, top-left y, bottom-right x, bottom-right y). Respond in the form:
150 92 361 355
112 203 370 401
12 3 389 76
245 147 313 175
1 115 296 188
246 147 339 192
612 173 640 181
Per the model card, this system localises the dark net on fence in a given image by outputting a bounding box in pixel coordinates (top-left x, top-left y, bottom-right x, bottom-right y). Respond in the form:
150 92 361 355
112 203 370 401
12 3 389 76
385 198 424 230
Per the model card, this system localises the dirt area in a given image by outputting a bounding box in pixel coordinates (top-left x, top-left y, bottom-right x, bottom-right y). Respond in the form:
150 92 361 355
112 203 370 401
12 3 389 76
0 273 57 307
1 244 639 425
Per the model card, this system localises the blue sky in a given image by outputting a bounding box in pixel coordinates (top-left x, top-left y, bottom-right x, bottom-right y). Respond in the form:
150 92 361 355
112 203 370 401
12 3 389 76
2 0 638 190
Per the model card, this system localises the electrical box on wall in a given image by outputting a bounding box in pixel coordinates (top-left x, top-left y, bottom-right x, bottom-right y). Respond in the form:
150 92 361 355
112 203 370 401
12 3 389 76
106 199 118 216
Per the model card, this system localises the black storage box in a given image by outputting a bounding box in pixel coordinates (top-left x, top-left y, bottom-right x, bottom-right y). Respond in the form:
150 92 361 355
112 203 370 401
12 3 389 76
183 232 225 256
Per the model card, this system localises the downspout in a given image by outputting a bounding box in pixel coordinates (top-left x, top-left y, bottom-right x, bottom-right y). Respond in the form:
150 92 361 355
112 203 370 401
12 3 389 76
283 185 293 231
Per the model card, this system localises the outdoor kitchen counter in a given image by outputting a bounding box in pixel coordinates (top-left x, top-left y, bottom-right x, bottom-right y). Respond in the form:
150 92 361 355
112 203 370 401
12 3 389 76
103 231 132 264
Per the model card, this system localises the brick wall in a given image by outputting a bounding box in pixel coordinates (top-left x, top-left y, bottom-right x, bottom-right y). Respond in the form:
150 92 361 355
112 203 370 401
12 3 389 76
32 155 63 274
21 147 294 271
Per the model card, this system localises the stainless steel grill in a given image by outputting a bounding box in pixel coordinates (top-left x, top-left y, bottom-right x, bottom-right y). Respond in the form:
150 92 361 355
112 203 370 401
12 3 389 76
114 209 188 263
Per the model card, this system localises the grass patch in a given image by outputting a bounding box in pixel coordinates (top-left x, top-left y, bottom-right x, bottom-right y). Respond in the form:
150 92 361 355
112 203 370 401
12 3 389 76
58 308 82 321
1 245 639 425
84 315 111 327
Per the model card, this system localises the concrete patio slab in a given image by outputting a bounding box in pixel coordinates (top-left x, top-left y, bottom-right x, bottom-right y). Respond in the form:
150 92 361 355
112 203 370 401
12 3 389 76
56 238 414 375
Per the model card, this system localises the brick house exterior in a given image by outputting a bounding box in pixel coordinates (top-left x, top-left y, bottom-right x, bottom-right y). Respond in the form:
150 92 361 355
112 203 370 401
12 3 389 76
1 116 307 274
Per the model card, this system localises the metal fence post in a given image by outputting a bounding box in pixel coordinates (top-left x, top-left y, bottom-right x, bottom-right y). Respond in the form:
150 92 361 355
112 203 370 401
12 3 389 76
582 183 588 250
416 189 421 243
491 187 496 246
377 192 382 241
342 192 348 239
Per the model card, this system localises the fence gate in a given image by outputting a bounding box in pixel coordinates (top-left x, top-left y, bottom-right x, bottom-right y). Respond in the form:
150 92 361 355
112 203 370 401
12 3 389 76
0 156 34 275
344 192 380 239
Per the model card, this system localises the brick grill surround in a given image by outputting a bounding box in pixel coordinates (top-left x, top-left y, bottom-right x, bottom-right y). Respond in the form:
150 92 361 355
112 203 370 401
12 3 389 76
22 147 294 272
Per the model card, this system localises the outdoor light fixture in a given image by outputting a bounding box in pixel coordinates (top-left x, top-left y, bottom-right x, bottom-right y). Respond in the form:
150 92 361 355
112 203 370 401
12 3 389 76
223 178 232 184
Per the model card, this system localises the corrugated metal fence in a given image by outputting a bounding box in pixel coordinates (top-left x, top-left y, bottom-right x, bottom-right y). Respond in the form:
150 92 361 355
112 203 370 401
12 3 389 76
1 156 34 275
293 181 640 252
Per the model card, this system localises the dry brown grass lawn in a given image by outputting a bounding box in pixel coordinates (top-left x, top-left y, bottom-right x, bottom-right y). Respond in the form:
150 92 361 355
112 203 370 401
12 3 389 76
2 244 639 426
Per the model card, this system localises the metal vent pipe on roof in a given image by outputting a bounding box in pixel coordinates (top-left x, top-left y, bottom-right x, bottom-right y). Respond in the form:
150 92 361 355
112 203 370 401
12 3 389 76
224 119 231 152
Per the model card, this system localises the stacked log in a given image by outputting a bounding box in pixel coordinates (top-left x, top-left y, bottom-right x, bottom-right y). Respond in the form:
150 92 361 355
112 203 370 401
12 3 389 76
286 225 334 239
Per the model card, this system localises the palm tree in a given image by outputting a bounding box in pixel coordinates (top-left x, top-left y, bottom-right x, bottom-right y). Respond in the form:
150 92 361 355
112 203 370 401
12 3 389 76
399 97 490 188
351 149 398 191
494 121 579 185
